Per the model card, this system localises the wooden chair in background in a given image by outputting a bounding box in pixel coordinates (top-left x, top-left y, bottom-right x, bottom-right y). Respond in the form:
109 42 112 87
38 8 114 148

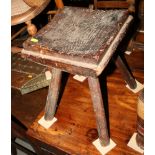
11 0 50 53
21 0 139 149
94 0 135 13
11 0 51 37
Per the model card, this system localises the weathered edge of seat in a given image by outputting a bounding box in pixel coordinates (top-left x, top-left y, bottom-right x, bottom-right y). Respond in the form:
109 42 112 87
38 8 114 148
21 15 133 77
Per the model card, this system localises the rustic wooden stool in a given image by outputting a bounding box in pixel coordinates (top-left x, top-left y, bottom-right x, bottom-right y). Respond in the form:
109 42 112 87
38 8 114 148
22 6 137 147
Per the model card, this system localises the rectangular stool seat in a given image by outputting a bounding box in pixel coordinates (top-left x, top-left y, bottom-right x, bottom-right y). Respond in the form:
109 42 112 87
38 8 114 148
22 6 132 77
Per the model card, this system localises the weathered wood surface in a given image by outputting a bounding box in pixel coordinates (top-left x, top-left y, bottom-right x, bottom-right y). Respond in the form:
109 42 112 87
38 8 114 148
11 53 50 94
23 6 129 64
22 15 133 77
27 70 143 155
21 51 98 77
42 8 127 56
88 77 110 146
22 14 133 77
44 68 62 120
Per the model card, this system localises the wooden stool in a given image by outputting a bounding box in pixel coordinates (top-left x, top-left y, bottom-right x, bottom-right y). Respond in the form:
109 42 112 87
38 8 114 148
22 6 137 147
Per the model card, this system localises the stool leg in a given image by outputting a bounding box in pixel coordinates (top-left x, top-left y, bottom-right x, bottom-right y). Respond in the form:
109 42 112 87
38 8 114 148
44 68 62 121
88 77 110 146
115 55 137 89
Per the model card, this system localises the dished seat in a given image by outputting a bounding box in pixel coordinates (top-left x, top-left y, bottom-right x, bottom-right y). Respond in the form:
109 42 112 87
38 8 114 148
22 6 137 147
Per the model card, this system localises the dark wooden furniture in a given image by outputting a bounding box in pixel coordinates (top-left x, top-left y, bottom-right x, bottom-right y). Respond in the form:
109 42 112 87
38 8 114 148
11 88 48 155
93 0 135 13
22 2 138 148
125 0 144 71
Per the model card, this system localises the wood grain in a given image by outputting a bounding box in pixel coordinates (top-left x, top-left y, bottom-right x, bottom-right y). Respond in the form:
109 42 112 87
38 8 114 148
44 68 62 120
88 77 110 146
27 69 144 155
94 0 135 13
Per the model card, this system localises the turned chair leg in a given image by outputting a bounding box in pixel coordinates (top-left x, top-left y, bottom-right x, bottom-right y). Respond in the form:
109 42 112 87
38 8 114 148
88 77 110 146
25 20 37 36
115 55 137 89
44 68 62 121
11 21 37 54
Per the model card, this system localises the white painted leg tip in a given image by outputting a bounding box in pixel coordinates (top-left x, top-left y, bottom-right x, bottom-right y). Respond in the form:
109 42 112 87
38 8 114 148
127 133 144 154
38 116 57 129
125 51 132 55
92 138 116 155
73 75 87 82
45 70 52 80
126 80 144 93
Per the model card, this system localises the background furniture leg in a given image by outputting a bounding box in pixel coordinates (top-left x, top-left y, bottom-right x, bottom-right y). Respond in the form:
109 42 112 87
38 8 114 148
25 20 37 36
44 68 62 121
88 77 110 146
115 55 137 89
11 26 27 41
